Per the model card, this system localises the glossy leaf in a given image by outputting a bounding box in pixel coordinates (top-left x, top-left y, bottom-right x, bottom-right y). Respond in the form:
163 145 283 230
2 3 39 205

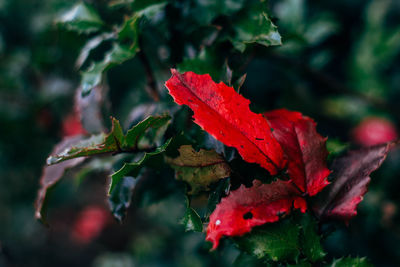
264 109 330 196
313 143 393 222
165 70 285 175
57 3 104 34
231 1 281 52
81 43 137 96
35 136 86 222
177 48 224 82
234 218 301 262
165 145 231 194
108 176 137 222
47 115 170 164
206 180 307 249
47 118 122 165
109 139 171 194
206 178 231 219
117 15 141 50
328 257 373 267
233 253 265 267
180 197 203 232
299 214 325 262
76 32 116 69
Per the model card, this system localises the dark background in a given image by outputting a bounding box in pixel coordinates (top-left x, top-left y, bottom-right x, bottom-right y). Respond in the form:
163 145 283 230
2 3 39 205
1 0 400 266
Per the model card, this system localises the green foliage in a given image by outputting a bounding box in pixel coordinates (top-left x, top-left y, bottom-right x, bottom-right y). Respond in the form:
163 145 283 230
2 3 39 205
81 43 138 96
47 115 170 164
328 257 373 267
2 0 400 266
233 214 327 264
231 1 281 52
109 139 171 194
234 218 301 262
180 197 203 232
108 176 136 222
57 2 104 34
299 214 325 262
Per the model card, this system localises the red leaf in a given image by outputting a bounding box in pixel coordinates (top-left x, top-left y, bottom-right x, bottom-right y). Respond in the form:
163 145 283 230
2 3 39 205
313 143 393 222
264 109 330 196
165 69 285 175
206 180 307 249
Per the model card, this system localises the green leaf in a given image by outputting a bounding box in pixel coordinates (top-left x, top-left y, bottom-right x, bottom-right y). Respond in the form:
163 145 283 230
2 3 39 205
189 0 245 26
232 1 281 52
233 252 266 267
109 139 171 194
57 2 104 34
165 145 231 195
76 32 116 69
328 257 373 267
299 214 325 262
118 15 141 50
47 115 171 165
81 43 137 96
177 48 224 81
46 118 121 165
180 197 203 232
288 260 312 267
206 177 230 219
108 176 137 222
234 218 301 262
125 115 171 148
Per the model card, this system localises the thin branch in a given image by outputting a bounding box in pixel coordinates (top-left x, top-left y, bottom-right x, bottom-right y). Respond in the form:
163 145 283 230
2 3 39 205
138 37 160 102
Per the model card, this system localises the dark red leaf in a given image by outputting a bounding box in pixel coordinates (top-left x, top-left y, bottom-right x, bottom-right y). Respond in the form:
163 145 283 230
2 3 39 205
35 136 86 222
165 69 285 175
206 179 307 249
313 143 393 222
264 109 330 196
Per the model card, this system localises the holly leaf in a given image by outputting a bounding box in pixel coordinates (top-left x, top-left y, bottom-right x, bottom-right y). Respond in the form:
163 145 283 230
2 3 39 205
109 139 171 194
165 70 285 175
117 14 141 49
206 180 307 249
231 1 281 52
234 218 301 262
57 3 104 34
177 48 224 81
108 176 137 222
47 115 170 165
233 253 265 267
264 109 331 196
165 145 231 194
328 257 373 267
299 214 325 262
46 118 122 165
180 197 203 232
81 43 137 96
35 136 86 222
76 32 116 69
206 177 231 219
313 143 393 222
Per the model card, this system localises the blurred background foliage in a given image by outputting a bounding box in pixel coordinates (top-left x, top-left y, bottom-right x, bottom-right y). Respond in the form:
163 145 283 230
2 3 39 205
1 0 400 266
